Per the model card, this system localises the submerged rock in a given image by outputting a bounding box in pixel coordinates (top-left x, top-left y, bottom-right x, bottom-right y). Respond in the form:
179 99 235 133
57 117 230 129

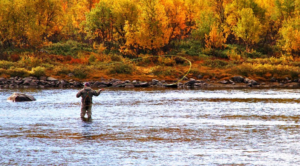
7 93 36 102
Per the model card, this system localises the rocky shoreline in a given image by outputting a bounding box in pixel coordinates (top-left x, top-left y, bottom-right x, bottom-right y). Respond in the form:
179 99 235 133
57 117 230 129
0 76 300 89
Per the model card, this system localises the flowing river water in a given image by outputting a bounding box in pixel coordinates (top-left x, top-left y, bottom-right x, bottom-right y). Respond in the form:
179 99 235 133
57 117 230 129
1 88 300 165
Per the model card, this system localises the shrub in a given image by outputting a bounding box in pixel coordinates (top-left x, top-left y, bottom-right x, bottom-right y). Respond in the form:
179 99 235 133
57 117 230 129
158 56 176 66
18 55 42 69
45 40 93 57
41 63 55 70
0 52 9 60
227 48 241 61
231 63 300 79
198 53 209 60
0 60 14 69
7 67 30 77
9 54 21 62
244 51 265 59
230 63 252 77
107 63 134 74
93 62 107 70
73 67 89 79
203 59 229 68
171 40 203 56
88 54 96 63
31 66 46 77
189 67 202 76
151 66 183 77
0 68 7 75
202 48 228 59
53 66 72 76
110 54 123 62
291 61 300 67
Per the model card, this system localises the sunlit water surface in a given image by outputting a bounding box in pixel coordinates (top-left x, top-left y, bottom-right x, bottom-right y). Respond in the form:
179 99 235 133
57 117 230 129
1 88 300 165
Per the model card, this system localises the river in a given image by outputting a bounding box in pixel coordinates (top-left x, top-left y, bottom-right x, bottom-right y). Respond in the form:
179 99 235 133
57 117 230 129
1 88 300 165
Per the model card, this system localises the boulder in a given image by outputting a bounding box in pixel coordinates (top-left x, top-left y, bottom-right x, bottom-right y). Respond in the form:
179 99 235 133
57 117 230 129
40 76 47 81
112 81 125 87
219 80 228 84
134 82 150 87
197 75 203 79
232 76 244 83
68 73 74 77
185 78 196 86
270 77 276 82
152 79 159 85
125 83 135 88
0 77 6 81
7 93 36 102
47 77 58 81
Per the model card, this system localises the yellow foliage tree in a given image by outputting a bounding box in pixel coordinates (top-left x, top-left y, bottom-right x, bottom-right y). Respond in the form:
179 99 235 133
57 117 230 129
279 16 300 54
0 0 63 48
233 8 262 52
110 0 139 45
124 0 172 55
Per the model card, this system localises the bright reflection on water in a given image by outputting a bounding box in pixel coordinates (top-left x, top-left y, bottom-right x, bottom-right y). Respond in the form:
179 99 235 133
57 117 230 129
1 88 300 165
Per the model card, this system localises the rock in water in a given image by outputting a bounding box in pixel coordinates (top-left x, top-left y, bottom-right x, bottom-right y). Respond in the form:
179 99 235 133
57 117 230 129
7 93 36 102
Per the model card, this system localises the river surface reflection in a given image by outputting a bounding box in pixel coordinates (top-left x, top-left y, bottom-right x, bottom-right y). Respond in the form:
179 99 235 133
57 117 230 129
1 88 300 165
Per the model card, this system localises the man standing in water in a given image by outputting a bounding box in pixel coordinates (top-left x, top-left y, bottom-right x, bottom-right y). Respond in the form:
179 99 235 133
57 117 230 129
76 82 102 120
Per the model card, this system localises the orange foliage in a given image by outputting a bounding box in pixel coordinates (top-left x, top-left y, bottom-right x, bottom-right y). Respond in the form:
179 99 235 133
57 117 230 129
205 25 226 49
9 54 21 62
69 58 84 64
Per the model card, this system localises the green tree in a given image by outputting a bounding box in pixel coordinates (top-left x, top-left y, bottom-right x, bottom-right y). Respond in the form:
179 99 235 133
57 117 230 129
191 10 216 47
85 1 114 47
111 0 139 46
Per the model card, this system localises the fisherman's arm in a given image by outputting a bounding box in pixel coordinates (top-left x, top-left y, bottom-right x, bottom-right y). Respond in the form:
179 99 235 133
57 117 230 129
76 90 83 98
93 89 102 96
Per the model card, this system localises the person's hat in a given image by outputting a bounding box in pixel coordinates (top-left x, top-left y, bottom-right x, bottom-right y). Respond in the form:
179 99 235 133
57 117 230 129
84 82 90 87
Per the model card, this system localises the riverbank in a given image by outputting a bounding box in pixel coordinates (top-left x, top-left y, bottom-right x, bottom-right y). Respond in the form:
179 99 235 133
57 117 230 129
1 75 299 89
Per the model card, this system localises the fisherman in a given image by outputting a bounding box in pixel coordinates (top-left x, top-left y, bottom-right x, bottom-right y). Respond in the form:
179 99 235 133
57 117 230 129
76 82 102 120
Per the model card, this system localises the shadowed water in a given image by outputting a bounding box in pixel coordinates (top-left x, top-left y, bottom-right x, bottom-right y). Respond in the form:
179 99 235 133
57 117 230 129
1 88 300 165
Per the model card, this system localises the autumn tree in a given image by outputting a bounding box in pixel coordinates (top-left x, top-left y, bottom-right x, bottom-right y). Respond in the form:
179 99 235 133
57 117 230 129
224 0 266 44
273 0 300 21
110 0 139 46
0 0 63 48
124 0 172 55
191 10 216 47
85 1 113 46
233 8 262 52
160 0 187 45
205 25 226 49
278 16 300 55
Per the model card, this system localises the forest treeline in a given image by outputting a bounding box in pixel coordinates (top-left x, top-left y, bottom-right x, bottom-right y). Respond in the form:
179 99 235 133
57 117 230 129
1 0 300 56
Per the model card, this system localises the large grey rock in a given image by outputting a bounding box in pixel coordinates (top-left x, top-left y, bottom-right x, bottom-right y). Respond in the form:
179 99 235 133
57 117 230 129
7 93 36 102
